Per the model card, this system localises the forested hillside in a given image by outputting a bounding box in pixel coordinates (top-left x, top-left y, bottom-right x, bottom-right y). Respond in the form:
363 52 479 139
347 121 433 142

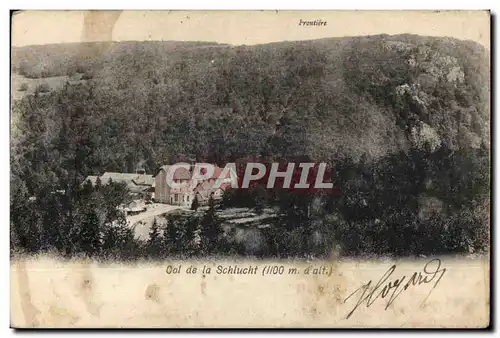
10 35 490 258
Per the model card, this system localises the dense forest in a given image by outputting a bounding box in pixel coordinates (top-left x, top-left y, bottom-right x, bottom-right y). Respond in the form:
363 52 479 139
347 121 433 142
10 35 490 259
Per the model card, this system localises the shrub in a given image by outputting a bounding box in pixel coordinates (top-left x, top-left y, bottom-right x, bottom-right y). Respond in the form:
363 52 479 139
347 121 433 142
66 68 76 77
81 72 93 80
18 83 28 92
35 83 50 93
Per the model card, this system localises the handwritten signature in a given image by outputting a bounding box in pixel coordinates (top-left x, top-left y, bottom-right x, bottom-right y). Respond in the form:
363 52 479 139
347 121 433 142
343 258 446 319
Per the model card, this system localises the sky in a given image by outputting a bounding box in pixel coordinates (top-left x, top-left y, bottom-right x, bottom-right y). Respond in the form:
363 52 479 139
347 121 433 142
12 10 490 49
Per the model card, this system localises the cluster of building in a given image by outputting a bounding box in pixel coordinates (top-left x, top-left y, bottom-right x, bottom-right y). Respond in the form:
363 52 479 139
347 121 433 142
83 165 235 207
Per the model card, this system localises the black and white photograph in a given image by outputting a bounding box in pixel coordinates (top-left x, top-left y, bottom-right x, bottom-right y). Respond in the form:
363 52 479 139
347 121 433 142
9 10 491 328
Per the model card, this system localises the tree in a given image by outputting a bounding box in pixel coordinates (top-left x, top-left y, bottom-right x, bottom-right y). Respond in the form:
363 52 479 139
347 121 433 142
10 38 490 260
40 192 69 253
95 176 102 191
81 72 93 80
18 83 28 92
10 186 42 254
191 196 199 211
35 83 51 94
253 184 268 215
147 217 163 258
164 214 187 256
184 216 201 256
77 206 101 257
103 180 130 223
101 219 139 260
199 196 224 255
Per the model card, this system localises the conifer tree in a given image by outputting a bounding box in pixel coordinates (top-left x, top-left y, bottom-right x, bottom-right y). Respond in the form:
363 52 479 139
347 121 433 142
199 196 223 255
147 217 163 258
191 196 199 211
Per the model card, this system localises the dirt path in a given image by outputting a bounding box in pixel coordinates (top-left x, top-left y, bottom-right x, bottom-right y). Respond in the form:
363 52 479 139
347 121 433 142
126 204 186 239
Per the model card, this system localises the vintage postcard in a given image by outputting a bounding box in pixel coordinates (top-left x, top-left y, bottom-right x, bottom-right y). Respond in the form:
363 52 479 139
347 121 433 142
10 10 490 328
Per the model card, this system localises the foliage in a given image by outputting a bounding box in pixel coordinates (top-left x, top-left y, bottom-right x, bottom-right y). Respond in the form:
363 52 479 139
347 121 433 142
34 83 50 93
199 197 226 255
10 178 132 259
18 83 28 91
190 197 199 211
146 217 163 258
10 36 490 259
81 72 93 80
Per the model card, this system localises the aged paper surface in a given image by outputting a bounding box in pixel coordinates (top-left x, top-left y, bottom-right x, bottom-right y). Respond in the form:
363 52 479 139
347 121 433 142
10 10 490 328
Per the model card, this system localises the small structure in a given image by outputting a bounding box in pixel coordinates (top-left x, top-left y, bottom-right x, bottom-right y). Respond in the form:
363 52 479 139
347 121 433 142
123 200 147 215
193 180 230 205
83 169 154 200
154 164 236 206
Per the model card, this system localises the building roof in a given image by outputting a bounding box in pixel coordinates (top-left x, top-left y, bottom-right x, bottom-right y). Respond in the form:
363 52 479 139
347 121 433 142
128 184 151 194
156 165 191 180
156 164 232 180
83 175 99 185
82 171 154 195
100 172 154 186
133 175 155 186
194 180 231 200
